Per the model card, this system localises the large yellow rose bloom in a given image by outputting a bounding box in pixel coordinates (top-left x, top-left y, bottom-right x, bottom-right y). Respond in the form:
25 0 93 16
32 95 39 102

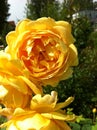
1 91 75 130
6 17 78 86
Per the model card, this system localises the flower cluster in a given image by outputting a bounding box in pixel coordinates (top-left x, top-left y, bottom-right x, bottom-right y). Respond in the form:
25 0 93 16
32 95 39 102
0 17 78 130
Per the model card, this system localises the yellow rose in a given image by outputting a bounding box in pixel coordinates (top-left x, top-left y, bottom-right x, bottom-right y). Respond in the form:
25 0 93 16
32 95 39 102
6 17 78 86
4 113 71 130
1 91 76 130
0 51 42 94
0 53 32 110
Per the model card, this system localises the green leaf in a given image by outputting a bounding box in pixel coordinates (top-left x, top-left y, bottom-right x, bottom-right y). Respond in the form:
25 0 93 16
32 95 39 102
92 124 97 130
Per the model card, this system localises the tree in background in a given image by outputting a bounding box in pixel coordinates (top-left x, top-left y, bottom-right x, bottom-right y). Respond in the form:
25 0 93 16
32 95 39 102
72 0 93 11
25 0 95 22
0 0 10 34
72 17 93 53
60 0 94 22
26 0 61 20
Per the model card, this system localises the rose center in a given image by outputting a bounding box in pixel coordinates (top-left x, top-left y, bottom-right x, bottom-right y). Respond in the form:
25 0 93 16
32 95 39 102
18 34 63 76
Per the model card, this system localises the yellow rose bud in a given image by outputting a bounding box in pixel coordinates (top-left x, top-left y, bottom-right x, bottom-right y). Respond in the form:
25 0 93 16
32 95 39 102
6 17 78 87
92 108 96 113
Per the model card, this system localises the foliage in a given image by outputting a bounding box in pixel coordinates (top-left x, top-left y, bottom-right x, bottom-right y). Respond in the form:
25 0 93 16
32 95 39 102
59 0 94 22
71 17 93 52
40 0 61 20
72 0 94 11
0 0 10 34
0 116 7 130
69 118 97 130
26 0 61 20
70 18 97 117
25 0 95 22
71 47 97 117
0 0 12 47
89 31 97 49
0 22 15 47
